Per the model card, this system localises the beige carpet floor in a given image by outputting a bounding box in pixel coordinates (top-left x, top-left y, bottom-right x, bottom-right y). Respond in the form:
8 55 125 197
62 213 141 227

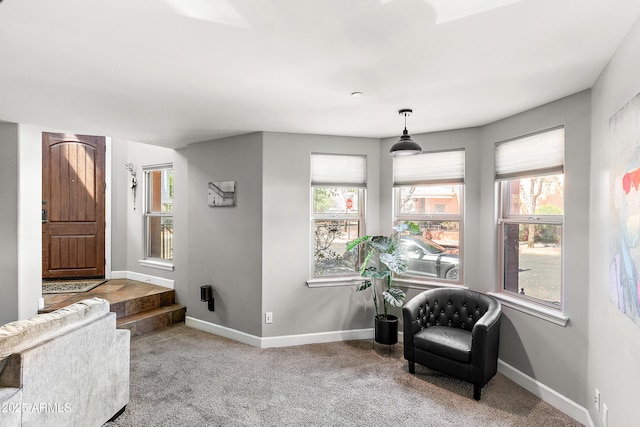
105 324 583 426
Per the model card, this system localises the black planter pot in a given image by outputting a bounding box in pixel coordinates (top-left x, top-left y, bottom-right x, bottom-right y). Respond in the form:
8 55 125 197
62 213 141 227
374 314 398 345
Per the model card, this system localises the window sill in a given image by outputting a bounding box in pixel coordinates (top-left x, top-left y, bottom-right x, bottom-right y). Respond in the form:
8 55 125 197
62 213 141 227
488 292 568 327
393 277 468 290
139 259 175 271
306 276 363 288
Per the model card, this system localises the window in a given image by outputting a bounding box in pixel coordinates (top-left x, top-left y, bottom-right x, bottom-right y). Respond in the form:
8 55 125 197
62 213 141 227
143 164 174 263
496 127 564 308
311 154 366 277
393 149 464 283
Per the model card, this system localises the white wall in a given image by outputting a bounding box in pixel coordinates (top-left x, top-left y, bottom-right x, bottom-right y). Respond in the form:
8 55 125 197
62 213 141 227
589 16 640 427
0 123 49 324
17 125 43 319
261 132 381 337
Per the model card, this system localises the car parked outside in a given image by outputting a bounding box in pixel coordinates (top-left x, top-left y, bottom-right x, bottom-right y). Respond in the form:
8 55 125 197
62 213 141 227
399 235 459 280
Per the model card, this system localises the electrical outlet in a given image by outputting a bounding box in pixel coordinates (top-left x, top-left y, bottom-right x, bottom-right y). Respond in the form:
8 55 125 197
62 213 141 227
594 388 600 412
602 403 608 427
265 312 273 324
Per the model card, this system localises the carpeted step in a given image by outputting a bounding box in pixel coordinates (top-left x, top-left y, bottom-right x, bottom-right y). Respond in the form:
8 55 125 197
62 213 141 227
116 304 186 337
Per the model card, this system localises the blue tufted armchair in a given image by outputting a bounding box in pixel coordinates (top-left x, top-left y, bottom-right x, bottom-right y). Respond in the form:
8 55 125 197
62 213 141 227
403 288 502 400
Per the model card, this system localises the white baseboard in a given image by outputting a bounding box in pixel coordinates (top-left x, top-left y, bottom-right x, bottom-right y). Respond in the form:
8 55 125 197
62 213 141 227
186 316 262 347
261 328 374 348
186 316 374 349
110 270 174 289
497 360 593 427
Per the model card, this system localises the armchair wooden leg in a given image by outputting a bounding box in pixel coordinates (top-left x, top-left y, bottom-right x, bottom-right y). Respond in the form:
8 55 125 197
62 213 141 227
473 385 481 401
408 361 415 374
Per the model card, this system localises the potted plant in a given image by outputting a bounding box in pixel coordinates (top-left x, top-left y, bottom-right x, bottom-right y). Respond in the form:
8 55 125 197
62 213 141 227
346 221 419 345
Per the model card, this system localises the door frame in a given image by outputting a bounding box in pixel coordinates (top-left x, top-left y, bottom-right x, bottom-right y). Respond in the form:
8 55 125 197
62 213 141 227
104 137 112 279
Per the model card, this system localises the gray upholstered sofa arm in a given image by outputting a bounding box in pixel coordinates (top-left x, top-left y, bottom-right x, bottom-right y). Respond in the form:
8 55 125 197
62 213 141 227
0 298 129 427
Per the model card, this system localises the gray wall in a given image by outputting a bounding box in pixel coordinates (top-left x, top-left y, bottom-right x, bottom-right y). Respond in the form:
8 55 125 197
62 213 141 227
480 91 592 406
261 132 381 337
184 103 591 408
589 16 640 427
0 122 19 324
110 139 128 271
185 133 263 337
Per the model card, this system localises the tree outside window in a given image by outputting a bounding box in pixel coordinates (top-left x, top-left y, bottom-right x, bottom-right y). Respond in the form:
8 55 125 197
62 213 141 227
313 187 363 276
502 174 563 304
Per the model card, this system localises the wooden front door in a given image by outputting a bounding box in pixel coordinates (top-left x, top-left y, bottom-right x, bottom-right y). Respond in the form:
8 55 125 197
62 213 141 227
42 133 105 279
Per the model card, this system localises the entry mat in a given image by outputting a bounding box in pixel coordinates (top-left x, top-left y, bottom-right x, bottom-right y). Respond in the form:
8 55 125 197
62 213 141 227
42 279 106 294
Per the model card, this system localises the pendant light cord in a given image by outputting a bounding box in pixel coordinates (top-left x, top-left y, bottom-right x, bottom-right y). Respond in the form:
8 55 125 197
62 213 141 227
403 111 408 134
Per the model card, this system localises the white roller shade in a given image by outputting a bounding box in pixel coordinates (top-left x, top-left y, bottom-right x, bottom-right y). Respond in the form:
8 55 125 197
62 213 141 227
310 153 367 187
495 127 564 180
393 149 465 186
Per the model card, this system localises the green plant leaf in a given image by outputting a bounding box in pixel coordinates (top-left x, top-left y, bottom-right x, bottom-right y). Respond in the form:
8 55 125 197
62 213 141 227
407 221 421 234
379 251 408 275
359 249 375 275
361 267 390 279
346 235 371 252
393 221 421 234
355 280 372 292
393 222 409 233
383 287 406 307
369 236 393 253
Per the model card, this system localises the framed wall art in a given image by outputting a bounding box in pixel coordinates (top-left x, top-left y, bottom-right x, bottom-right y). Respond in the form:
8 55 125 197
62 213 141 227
208 180 236 207
609 92 640 327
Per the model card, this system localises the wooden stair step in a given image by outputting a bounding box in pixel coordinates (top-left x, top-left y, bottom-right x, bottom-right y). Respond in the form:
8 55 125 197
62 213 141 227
110 289 176 319
116 304 186 337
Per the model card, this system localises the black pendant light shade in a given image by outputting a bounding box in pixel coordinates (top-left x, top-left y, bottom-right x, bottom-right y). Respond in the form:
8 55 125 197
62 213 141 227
389 108 422 156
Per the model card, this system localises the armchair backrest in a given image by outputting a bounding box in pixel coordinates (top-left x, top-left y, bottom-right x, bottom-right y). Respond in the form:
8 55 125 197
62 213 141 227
416 288 496 332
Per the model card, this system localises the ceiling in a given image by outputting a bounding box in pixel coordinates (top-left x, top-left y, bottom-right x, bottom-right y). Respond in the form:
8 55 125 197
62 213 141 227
0 0 639 149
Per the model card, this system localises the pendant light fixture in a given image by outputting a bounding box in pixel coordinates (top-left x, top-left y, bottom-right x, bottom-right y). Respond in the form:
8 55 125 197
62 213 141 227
389 108 422 156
